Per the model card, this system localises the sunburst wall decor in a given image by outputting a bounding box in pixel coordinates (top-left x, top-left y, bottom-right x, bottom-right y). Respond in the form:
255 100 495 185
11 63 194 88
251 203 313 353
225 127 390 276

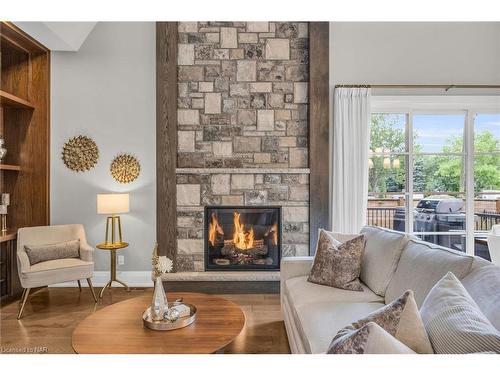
62 135 99 172
110 154 141 183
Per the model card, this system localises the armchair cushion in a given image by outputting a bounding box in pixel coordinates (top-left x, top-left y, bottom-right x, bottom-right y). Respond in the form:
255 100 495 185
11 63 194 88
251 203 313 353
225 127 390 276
24 239 80 265
20 258 93 288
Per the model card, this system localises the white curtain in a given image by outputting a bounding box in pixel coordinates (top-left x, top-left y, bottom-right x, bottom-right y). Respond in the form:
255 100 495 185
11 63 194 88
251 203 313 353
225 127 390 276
331 87 371 233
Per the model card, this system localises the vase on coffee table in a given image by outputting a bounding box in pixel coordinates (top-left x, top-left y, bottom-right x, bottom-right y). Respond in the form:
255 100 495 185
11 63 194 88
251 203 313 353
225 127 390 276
151 276 167 321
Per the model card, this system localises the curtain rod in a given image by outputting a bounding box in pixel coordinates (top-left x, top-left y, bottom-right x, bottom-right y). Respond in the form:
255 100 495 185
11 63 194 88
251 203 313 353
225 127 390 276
335 84 500 92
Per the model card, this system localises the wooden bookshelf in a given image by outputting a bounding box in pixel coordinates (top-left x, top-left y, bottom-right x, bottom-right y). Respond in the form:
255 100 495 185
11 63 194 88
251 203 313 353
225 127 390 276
0 21 49 301
0 90 34 110
0 164 21 171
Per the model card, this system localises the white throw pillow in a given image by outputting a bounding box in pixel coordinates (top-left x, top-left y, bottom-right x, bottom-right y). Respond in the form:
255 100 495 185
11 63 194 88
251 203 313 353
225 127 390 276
420 272 500 354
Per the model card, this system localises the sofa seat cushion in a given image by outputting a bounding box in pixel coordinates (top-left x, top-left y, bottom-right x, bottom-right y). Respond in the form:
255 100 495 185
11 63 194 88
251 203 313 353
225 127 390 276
295 301 385 353
286 276 384 308
360 226 410 296
284 276 385 353
20 258 93 288
385 239 473 307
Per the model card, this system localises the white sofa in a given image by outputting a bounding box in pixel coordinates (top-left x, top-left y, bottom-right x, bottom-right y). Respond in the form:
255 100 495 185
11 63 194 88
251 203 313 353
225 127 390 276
281 226 500 354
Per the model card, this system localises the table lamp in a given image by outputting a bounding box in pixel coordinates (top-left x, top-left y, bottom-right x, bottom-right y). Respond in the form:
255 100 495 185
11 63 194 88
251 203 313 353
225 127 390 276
97 193 129 248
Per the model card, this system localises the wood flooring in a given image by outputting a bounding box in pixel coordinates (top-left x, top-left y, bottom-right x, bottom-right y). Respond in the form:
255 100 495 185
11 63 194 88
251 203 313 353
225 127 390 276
0 287 290 354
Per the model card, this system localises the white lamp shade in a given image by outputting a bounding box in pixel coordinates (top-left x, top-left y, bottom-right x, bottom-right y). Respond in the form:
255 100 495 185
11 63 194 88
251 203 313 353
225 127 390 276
97 193 130 214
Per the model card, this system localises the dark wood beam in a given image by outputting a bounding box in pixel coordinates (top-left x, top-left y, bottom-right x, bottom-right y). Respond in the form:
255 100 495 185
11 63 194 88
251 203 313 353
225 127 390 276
309 22 330 255
156 22 178 267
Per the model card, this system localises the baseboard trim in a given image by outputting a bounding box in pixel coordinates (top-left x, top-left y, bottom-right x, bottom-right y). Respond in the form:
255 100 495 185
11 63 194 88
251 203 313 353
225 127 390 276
50 271 153 288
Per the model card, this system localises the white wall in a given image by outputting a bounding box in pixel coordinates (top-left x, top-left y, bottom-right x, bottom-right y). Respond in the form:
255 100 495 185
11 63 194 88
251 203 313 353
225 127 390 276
330 22 500 94
51 22 156 274
328 22 500 226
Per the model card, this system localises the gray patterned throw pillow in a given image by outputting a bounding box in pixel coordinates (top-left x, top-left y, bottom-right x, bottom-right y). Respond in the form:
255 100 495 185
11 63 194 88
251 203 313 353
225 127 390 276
308 229 365 291
327 322 416 354
328 290 434 354
24 239 80 265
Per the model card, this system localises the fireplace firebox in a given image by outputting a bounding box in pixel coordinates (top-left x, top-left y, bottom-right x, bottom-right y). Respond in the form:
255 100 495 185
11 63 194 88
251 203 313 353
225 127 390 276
204 206 281 271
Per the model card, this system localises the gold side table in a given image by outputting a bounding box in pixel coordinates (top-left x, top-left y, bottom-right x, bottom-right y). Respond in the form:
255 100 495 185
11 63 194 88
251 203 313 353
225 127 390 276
96 242 130 299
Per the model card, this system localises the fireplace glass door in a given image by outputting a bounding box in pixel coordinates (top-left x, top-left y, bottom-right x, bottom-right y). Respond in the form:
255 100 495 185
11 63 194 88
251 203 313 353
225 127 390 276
205 206 281 271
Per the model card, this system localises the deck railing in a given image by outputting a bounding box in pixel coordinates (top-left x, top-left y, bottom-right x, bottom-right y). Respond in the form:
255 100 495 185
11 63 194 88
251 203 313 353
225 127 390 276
475 212 500 231
367 208 500 231
366 207 398 229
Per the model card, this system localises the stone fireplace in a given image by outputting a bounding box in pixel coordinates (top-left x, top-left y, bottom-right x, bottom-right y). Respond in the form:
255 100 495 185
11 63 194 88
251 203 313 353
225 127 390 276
175 22 310 273
205 206 281 270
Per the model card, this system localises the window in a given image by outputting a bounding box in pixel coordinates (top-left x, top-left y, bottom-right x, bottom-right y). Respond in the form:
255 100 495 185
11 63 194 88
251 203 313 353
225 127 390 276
368 97 500 260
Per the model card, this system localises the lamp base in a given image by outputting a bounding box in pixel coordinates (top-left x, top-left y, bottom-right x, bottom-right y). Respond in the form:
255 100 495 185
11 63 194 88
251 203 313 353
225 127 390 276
102 215 127 248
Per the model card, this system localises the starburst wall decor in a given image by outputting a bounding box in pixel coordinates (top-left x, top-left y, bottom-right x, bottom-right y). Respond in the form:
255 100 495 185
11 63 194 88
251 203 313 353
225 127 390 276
62 135 99 172
110 153 141 183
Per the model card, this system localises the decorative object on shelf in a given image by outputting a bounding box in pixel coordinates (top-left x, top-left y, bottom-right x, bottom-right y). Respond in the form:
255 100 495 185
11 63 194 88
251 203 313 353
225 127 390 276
0 138 7 162
96 193 129 247
62 135 99 172
0 193 10 234
110 154 140 184
151 243 173 321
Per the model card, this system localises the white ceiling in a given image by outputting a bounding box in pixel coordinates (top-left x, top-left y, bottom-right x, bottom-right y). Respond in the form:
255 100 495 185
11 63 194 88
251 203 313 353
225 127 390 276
14 22 96 51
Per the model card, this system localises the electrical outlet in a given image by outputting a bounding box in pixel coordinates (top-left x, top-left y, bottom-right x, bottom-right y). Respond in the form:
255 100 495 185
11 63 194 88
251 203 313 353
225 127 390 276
118 255 125 265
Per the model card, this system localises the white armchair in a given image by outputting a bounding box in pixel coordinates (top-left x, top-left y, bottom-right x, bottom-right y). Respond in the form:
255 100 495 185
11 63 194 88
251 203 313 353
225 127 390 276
16 224 98 319
487 224 500 265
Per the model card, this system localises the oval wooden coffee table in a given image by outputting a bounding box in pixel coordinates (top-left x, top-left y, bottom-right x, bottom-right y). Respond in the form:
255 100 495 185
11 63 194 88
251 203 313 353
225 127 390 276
72 292 245 354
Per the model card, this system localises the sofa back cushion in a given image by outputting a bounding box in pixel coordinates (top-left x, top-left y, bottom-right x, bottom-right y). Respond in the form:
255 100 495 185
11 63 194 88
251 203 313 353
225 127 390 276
385 239 473 306
461 257 500 331
359 226 409 296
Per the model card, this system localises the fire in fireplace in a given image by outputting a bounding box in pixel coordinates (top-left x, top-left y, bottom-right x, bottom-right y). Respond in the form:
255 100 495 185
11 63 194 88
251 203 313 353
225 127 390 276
204 206 281 271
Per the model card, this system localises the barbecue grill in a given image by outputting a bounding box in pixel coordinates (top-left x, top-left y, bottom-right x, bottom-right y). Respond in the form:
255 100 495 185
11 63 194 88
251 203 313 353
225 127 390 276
393 196 467 249
414 196 465 248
